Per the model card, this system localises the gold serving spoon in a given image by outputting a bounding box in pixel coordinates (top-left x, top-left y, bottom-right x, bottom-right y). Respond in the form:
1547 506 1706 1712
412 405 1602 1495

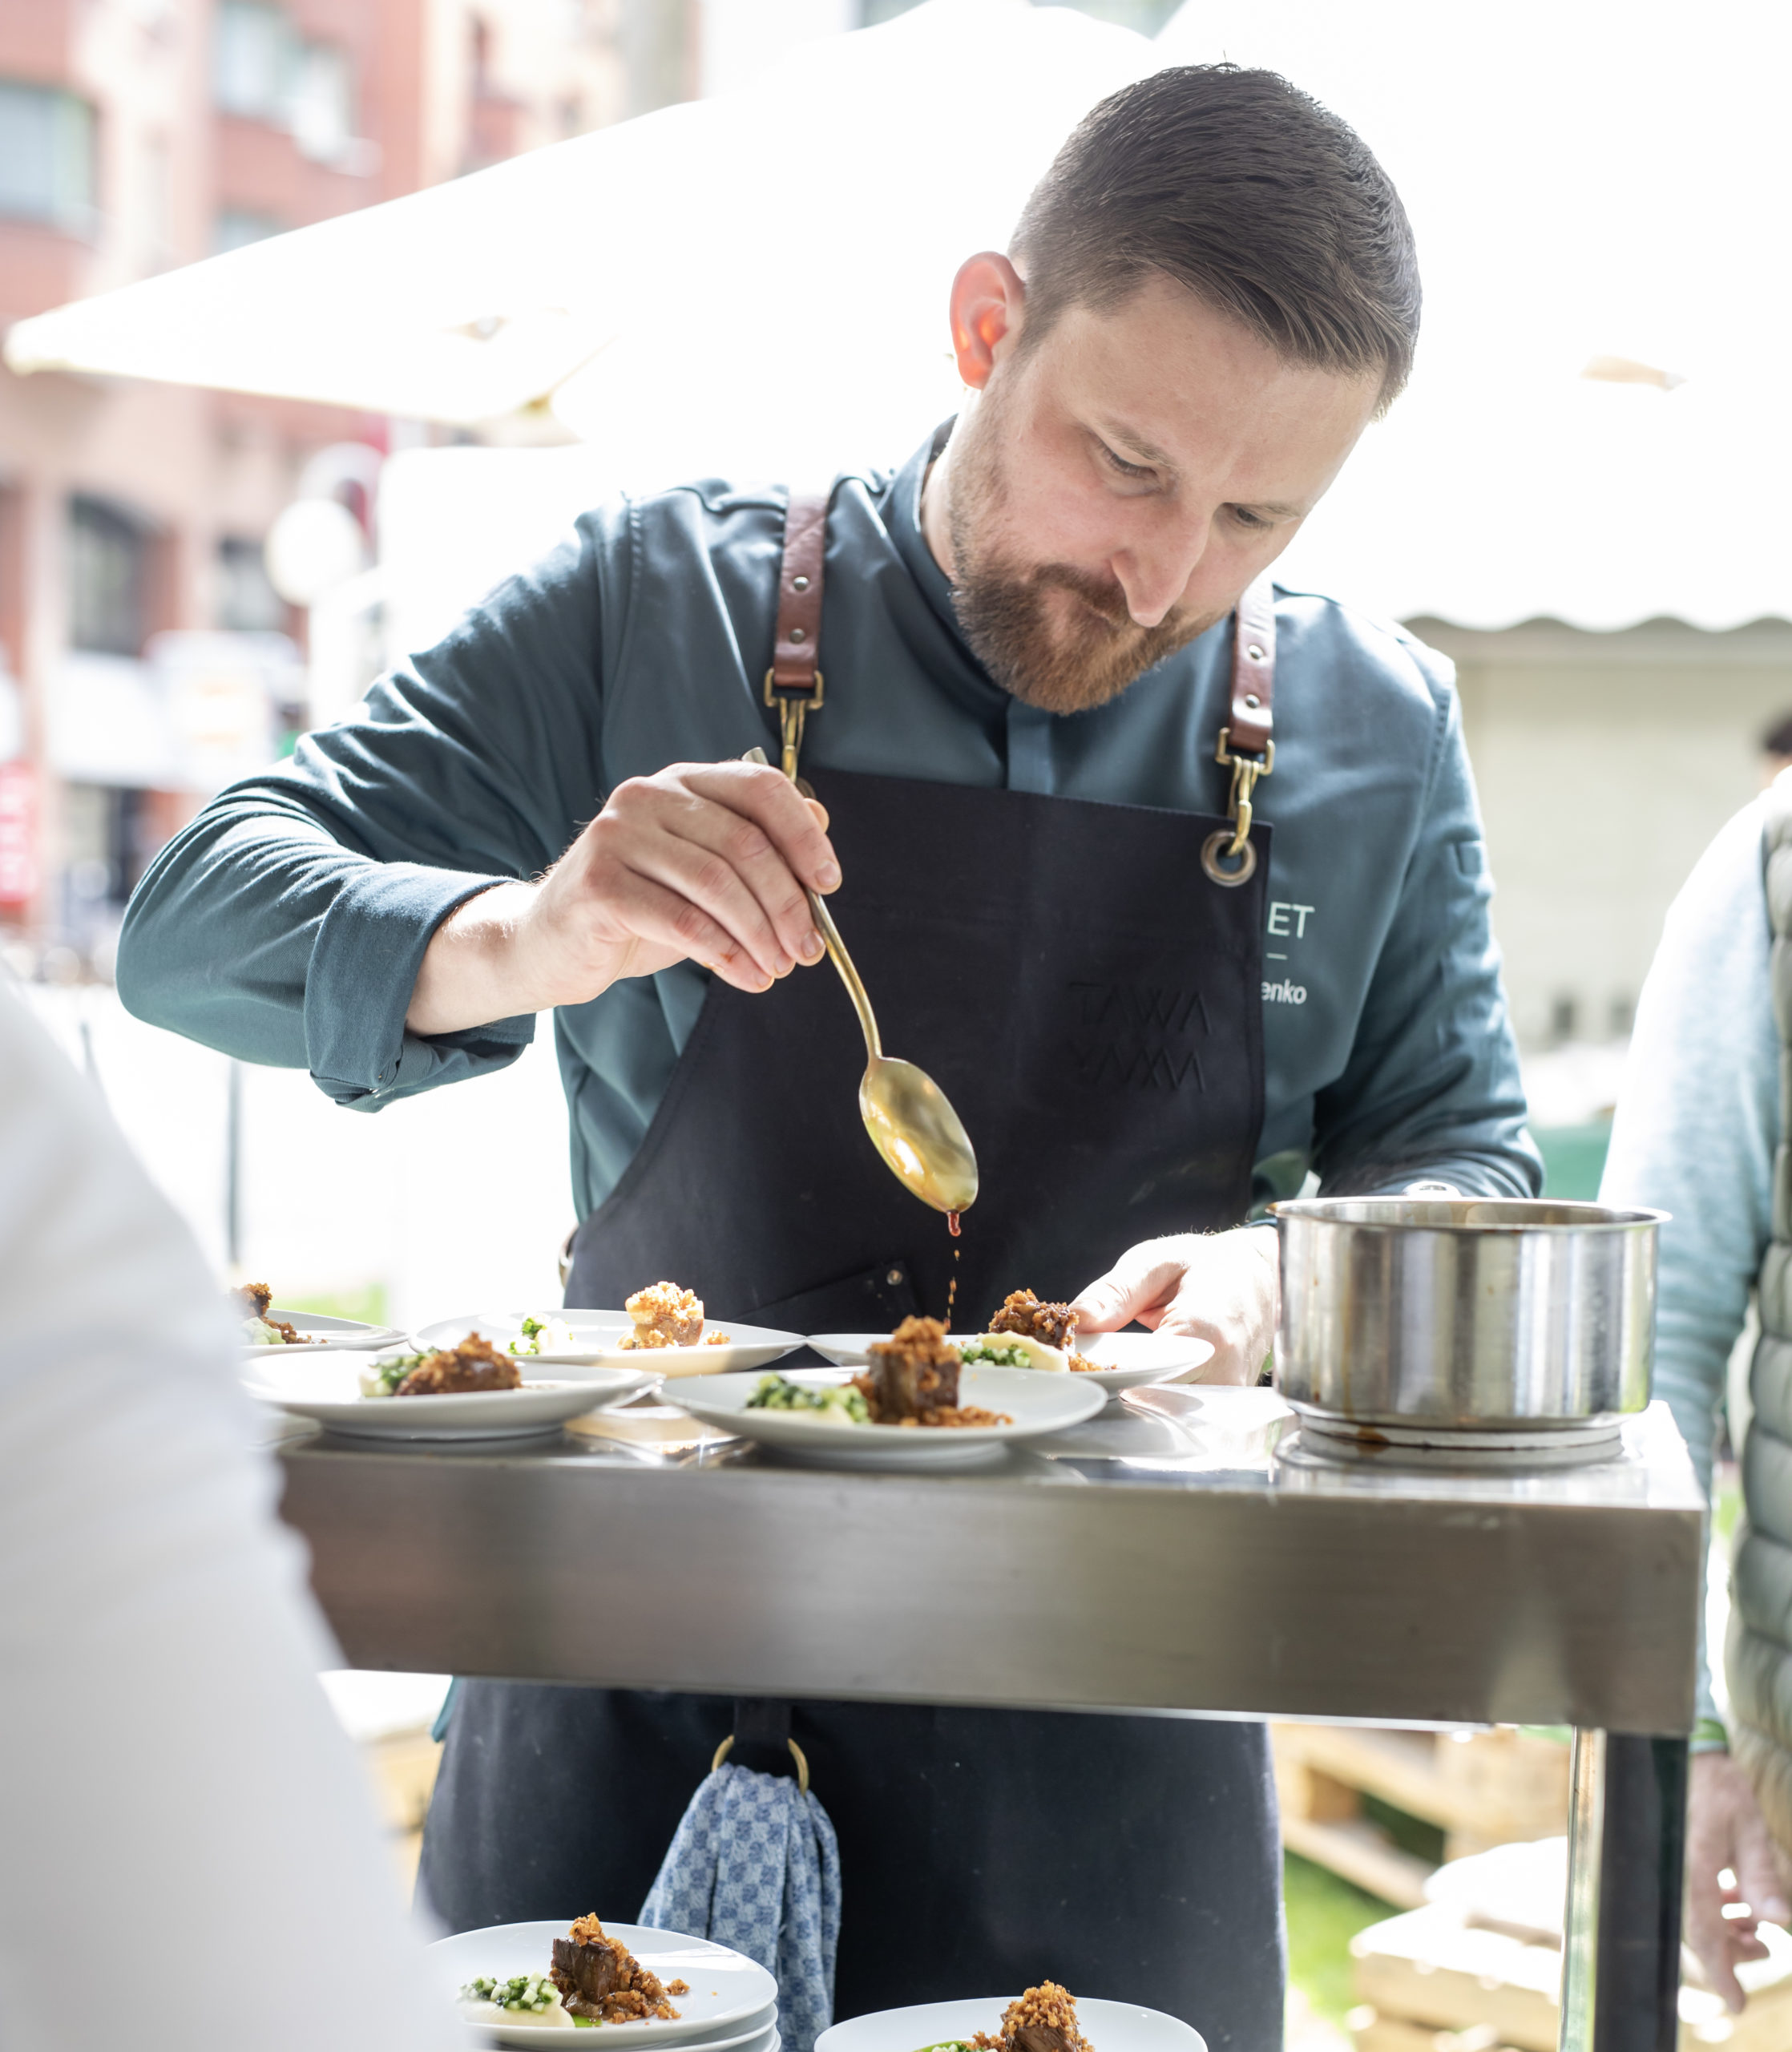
741 746 978 1217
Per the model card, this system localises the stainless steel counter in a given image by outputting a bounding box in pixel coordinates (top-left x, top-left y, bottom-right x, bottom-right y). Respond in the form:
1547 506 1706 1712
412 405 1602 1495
275 1387 1701 1735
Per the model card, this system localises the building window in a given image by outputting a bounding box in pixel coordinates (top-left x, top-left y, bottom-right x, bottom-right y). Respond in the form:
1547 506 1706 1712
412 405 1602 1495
289 42 353 160
214 2 357 164
62 782 155 913
0 81 97 233
216 536 286 632
68 498 147 657
214 2 296 121
214 208 285 253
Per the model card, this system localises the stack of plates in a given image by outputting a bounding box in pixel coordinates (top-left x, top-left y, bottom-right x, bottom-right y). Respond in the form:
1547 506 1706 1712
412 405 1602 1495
433 1921 779 2051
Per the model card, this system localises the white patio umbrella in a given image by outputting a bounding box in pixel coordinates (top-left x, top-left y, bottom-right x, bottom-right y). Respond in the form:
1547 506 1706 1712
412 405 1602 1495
4 0 1163 487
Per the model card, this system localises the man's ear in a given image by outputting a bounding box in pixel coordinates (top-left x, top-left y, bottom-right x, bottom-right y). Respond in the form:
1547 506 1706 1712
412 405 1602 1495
947 252 1026 390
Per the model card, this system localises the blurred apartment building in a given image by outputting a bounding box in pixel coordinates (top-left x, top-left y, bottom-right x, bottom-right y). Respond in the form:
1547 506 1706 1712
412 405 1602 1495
0 0 1183 971
0 0 645 968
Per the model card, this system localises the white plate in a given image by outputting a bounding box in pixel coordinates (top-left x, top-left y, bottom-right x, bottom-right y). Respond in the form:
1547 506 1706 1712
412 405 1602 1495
418 1311 650 1376
668 1364 1105 1468
421 1311 805 1379
241 1308 410 1357
432 1919 778 2046
462 2007 778 2052
470 2022 781 2052
807 1328 1213 1396
242 1356 659 1441
817 1997 1205 2052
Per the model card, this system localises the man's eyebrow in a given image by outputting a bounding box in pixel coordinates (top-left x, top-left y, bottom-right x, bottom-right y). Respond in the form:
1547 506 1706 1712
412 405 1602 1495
1101 421 1177 469
1099 422 1304 517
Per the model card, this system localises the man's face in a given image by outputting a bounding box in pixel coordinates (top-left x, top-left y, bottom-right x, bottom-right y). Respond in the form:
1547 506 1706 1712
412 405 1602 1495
942 273 1382 714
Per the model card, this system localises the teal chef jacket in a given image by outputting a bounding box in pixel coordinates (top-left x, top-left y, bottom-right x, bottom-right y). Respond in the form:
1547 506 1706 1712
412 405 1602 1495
117 431 1541 1215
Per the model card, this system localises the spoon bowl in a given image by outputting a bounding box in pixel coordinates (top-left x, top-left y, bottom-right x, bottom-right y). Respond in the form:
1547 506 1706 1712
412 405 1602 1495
743 745 978 1216
859 1055 979 1214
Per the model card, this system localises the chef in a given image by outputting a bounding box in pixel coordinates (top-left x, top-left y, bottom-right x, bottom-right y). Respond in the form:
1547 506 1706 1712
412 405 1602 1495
119 63 1537 2052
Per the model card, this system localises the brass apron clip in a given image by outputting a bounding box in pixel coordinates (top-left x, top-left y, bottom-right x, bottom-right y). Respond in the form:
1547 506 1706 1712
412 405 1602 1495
1204 727 1274 886
763 665 825 785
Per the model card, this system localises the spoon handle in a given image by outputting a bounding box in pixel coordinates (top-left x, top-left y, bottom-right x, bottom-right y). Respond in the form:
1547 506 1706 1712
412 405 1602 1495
805 887 882 1061
741 745 883 1062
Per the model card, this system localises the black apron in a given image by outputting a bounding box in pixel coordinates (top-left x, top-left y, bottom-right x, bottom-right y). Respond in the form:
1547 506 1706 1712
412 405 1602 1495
422 584 1285 2051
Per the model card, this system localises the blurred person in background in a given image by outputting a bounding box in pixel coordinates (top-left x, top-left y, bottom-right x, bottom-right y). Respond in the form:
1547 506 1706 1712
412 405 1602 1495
1602 777 1792 2013
115 63 1540 2050
0 974 457 2052
1761 710 1792 786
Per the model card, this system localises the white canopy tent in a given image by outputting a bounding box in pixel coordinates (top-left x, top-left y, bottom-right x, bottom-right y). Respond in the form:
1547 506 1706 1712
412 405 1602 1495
8 0 1790 631
6 1 1160 490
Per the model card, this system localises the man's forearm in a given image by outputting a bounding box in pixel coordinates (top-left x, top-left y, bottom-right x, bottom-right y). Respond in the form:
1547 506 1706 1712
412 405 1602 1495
406 882 547 1036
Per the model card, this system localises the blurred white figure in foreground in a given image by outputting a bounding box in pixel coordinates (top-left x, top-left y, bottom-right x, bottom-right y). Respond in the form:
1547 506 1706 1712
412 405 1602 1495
0 975 455 2052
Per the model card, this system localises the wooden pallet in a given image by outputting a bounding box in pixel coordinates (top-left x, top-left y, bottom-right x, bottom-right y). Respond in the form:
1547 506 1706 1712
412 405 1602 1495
1274 1724 1572 1907
1350 1905 1792 2052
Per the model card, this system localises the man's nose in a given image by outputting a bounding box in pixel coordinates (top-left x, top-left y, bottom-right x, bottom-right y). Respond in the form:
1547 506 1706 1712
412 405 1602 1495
1112 520 1208 628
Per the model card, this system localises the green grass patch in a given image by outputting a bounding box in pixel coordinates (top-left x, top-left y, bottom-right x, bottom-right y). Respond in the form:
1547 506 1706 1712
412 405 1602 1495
1283 1851 1394 2025
1361 1793 1445 1866
279 1282 390 1326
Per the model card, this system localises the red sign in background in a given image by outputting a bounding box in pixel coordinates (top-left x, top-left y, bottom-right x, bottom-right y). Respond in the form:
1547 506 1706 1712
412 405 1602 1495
0 759 39 909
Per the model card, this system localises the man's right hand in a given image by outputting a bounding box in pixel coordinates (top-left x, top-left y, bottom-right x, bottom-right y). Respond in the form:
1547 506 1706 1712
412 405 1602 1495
406 760 841 1036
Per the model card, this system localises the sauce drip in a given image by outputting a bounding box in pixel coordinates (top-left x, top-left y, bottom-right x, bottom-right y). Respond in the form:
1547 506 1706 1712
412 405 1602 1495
943 1234 963 1329
946 1211 962 1237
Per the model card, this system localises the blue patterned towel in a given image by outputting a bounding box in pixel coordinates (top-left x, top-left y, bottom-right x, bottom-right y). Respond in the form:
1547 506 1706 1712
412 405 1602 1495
640 1760 841 2052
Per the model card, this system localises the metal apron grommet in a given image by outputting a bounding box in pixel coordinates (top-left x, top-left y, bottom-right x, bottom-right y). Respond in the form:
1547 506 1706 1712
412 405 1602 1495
1201 828 1257 887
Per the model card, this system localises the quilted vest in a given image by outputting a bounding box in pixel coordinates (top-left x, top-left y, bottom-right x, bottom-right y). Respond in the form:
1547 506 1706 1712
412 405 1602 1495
1729 774 1792 1837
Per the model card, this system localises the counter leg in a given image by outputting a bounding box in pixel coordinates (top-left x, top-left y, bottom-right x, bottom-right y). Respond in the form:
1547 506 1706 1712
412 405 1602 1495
1558 1729 1689 2052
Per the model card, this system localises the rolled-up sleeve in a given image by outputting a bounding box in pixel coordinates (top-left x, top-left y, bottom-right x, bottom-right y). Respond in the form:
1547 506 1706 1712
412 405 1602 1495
119 507 620 1109
1311 673 1542 1198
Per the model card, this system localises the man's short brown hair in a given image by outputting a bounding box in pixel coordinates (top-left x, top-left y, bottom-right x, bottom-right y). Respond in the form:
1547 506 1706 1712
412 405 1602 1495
1010 65 1420 412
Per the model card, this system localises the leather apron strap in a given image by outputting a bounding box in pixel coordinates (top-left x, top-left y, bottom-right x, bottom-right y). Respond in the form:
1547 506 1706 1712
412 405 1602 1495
765 489 830 780
1206 569 1277 885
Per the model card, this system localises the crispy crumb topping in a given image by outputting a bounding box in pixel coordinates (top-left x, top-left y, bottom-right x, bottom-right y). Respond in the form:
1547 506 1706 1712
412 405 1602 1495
621 1281 704 1347
999 1981 1091 2052
990 1290 1079 1351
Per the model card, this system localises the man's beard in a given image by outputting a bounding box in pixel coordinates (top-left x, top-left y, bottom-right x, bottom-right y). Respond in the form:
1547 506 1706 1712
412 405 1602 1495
943 414 1221 715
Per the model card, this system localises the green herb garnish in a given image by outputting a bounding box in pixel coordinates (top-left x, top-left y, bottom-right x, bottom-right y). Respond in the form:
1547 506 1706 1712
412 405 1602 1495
746 1373 871 1423
459 1972 563 2014
959 1340 1031 1368
362 1354 425 1396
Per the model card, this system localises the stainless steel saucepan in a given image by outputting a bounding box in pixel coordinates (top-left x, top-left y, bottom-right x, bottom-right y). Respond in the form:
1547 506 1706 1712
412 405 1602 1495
1269 1197 1668 1429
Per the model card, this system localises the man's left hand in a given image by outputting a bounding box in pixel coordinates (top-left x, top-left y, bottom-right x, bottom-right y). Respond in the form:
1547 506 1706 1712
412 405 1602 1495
1072 1227 1278 1383
1685 1751 1789 2011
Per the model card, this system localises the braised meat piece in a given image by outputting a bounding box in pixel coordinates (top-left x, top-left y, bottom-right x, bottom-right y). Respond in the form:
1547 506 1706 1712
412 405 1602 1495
620 1280 705 1348
394 1334 521 1396
999 1984 1091 2052
550 1914 682 2023
551 1930 625 2012
237 1282 304 1343
989 1288 1079 1352
861 1315 962 1419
